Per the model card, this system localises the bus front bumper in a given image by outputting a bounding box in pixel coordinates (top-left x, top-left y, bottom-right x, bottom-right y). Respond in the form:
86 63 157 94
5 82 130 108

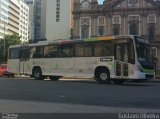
135 71 155 80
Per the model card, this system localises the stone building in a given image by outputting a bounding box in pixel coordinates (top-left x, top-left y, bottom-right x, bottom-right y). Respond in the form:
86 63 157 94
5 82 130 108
73 0 160 74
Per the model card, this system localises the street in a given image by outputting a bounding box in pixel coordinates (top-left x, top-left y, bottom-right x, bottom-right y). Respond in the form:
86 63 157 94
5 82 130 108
0 77 160 113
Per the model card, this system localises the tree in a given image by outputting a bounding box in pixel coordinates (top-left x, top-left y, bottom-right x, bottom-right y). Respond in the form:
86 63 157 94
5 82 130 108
0 33 21 63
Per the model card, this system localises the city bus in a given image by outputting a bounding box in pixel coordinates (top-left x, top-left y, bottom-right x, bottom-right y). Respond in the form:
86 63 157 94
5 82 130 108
7 35 155 84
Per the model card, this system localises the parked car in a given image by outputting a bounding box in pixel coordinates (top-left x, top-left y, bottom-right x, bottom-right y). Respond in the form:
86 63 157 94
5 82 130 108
0 64 14 77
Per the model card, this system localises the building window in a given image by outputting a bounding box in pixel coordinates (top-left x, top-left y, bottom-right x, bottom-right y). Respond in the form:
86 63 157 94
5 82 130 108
81 0 90 9
148 23 156 41
129 21 139 35
128 15 140 35
81 25 90 39
97 16 105 36
113 24 120 36
128 0 139 6
112 15 121 36
80 18 90 39
112 15 121 24
148 14 156 23
98 26 105 36
56 0 60 22
151 47 157 58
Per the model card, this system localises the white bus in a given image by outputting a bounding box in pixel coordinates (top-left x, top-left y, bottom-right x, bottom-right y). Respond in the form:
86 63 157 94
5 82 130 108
8 35 155 84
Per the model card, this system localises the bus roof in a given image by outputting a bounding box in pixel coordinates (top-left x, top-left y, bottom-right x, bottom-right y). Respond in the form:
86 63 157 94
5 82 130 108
9 35 145 49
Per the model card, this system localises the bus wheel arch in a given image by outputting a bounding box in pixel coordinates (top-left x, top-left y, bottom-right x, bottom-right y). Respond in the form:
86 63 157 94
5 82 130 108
94 66 111 84
32 66 44 80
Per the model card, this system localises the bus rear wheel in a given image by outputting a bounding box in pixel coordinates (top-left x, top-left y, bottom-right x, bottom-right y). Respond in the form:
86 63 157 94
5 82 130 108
112 79 126 85
49 76 61 81
95 69 111 84
33 67 44 80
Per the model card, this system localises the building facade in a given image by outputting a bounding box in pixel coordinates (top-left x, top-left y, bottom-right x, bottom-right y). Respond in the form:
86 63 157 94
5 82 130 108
8 0 20 36
19 0 29 42
0 0 9 39
34 0 41 41
73 0 160 74
33 0 74 42
0 0 29 42
24 0 35 42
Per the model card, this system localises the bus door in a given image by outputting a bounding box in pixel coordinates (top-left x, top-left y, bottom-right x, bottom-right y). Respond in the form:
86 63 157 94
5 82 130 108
19 48 29 74
115 43 129 78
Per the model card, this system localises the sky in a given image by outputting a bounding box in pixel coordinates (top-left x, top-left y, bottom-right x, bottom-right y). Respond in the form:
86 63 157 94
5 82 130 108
98 0 104 4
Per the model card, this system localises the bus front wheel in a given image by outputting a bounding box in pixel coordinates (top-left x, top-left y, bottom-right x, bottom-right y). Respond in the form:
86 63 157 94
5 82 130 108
33 67 44 80
95 69 111 84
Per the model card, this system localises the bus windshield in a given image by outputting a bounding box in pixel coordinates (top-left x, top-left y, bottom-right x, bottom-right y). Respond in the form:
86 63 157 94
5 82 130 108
135 37 153 69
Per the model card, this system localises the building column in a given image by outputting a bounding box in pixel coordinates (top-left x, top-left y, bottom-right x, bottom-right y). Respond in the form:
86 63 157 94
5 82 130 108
91 14 97 37
107 12 113 36
73 15 80 39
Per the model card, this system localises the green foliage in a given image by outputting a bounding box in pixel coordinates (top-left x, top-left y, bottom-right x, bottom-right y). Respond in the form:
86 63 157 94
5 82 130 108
0 33 21 63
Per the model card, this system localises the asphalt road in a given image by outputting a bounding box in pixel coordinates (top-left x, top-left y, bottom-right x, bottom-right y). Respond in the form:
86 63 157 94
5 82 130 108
0 77 160 114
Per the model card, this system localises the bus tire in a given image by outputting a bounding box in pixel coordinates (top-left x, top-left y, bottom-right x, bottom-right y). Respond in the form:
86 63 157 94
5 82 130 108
113 79 125 85
33 67 44 80
95 68 111 84
49 76 61 81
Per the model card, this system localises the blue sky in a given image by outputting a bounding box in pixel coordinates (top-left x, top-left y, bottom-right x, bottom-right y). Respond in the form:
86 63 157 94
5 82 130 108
98 0 104 4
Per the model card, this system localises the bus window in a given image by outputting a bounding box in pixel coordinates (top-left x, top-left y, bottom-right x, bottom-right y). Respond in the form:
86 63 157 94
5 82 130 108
9 48 20 59
59 45 74 58
75 43 94 57
30 46 44 58
123 45 128 62
48 46 58 58
115 45 123 61
43 46 50 58
115 41 135 64
30 47 36 58
128 43 135 64
20 49 29 61
36 46 44 58
95 42 113 57
115 43 129 62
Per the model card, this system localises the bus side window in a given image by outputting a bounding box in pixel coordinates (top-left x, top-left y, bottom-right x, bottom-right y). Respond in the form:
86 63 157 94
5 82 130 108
30 47 36 58
75 44 94 57
30 46 44 58
95 42 113 57
115 45 122 61
9 48 20 59
59 45 74 58
48 46 58 58
20 49 29 61
44 46 50 58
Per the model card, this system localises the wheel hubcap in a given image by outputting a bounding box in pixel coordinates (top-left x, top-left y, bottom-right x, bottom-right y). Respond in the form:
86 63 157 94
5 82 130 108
35 70 40 78
100 73 108 80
